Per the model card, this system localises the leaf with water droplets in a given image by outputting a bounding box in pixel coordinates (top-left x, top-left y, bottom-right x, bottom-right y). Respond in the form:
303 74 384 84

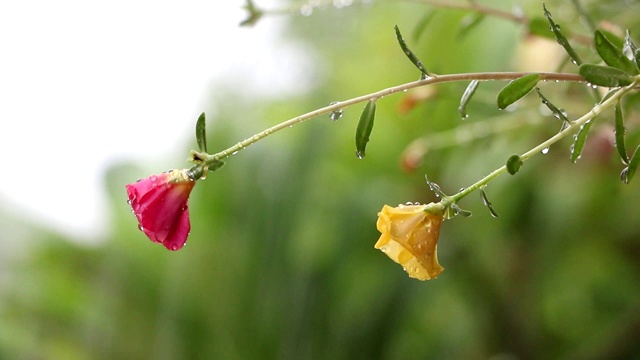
543 4 582 66
458 80 479 119
394 25 429 79
449 203 472 218
527 17 555 39
578 64 634 87
614 102 629 164
195 112 207 153
480 187 499 218
506 154 523 175
621 144 640 184
571 119 595 163
594 30 639 75
536 88 568 123
424 175 447 198
497 73 541 110
355 100 376 159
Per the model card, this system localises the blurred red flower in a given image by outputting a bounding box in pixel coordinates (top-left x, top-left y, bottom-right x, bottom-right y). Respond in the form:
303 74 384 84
126 169 195 251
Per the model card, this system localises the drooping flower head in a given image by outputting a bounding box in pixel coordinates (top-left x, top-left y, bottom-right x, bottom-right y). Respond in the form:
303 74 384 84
126 169 195 251
375 203 444 280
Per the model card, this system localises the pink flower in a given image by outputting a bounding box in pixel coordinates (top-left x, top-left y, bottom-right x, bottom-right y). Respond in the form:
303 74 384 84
126 169 195 251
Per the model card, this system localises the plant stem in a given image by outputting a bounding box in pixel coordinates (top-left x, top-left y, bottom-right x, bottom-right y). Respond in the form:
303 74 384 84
442 78 639 207
202 72 583 166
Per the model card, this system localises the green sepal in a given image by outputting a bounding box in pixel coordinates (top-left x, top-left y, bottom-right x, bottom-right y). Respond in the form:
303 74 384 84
480 187 499 218
614 102 629 164
394 25 430 79
458 80 479 119
594 30 639 75
195 112 207 153
543 4 582 65
355 100 376 159
578 64 635 87
570 120 593 163
506 154 523 175
497 73 541 110
621 144 640 184
527 17 555 40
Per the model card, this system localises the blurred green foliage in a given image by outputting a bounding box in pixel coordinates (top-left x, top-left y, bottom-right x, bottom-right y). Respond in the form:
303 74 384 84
3 1 640 359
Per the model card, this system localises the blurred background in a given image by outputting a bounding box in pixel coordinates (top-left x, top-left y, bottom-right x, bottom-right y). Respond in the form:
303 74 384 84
2 0 640 359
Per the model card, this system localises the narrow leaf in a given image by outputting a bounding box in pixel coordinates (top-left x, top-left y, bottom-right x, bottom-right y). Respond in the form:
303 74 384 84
458 80 479 119
536 88 569 122
195 112 207 153
412 10 435 41
394 25 429 79
458 13 485 39
621 144 640 184
543 4 582 65
480 187 499 218
614 102 629 164
570 119 594 163
450 203 472 218
594 30 639 75
355 100 376 159
578 64 635 87
528 17 555 40
624 31 638 57
506 154 523 175
425 175 447 198
497 73 541 110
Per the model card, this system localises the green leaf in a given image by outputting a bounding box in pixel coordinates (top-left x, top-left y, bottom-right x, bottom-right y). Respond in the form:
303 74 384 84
614 102 629 164
195 112 207 153
528 17 555 39
594 30 639 75
570 119 594 163
480 187 499 218
578 64 635 87
506 154 523 175
457 13 485 39
497 73 541 110
394 25 430 79
543 4 582 66
535 88 569 123
412 10 435 41
621 144 640 184
355 100 376 159
449 203 472 218
458 80 479 119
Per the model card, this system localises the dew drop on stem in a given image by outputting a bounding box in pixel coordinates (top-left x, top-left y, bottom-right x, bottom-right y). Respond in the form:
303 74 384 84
328 101 343 121
541 147 550 154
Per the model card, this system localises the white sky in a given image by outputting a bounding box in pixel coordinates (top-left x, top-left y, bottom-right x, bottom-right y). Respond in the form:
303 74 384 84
0 0 312 242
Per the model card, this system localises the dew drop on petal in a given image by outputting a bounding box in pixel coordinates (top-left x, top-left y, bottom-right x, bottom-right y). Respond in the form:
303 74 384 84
138 224 144 231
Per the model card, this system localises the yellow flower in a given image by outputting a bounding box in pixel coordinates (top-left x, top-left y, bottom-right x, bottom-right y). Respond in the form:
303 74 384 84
374 203 444 280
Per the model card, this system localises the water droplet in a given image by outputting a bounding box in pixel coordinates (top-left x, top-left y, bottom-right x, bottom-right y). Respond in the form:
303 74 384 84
127 199 132 205
138 224 144 231
541 147 550 154
328 101 343 121
356 150 364 159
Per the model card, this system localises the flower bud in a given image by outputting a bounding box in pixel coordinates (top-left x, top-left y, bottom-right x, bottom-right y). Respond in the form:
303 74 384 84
126 169 195 251
374 203 444 280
